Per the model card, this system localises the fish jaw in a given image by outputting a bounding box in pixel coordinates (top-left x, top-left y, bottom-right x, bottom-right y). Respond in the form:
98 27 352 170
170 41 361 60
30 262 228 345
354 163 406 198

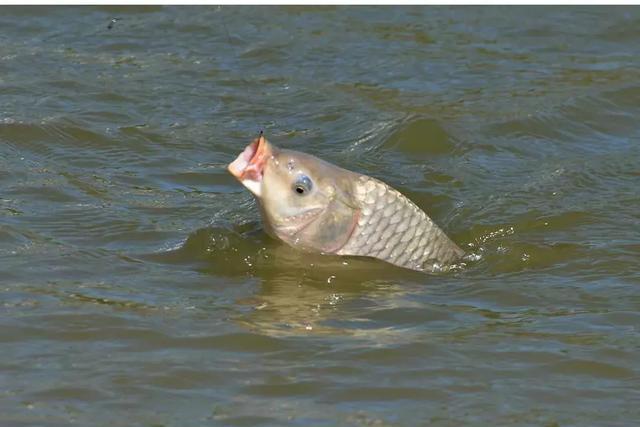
227 135 272 197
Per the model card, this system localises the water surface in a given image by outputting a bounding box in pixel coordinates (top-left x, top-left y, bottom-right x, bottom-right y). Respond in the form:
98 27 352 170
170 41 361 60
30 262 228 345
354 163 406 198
1 6 639 426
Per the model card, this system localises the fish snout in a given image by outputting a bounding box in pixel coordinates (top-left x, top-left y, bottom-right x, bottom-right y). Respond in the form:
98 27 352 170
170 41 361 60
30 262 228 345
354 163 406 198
228 134 272 196
228 134 272 180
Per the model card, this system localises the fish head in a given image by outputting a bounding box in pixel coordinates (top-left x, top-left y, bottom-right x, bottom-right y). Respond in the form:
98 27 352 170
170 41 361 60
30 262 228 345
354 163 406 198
228 135 359 253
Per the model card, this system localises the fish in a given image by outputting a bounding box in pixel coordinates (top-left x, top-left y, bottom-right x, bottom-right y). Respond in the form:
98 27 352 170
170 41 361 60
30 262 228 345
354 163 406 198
227 134 465 272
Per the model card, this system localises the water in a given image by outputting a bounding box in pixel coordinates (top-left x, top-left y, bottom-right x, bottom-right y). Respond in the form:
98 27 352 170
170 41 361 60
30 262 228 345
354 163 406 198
1 6 639 426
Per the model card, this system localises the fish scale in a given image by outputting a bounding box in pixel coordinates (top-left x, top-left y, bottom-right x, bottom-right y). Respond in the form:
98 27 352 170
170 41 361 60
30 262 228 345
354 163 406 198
338 176 464 271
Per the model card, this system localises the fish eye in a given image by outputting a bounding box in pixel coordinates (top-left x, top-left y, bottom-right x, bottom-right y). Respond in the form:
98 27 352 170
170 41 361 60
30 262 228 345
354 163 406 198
293 175 312 195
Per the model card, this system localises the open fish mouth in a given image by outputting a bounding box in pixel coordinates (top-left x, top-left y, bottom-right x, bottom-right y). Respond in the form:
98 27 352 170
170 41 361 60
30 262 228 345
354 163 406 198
227 134 271 196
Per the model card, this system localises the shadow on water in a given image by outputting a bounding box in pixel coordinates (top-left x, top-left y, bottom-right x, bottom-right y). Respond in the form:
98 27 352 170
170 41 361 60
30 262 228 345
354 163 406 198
140 209 600 339
146 223 446 336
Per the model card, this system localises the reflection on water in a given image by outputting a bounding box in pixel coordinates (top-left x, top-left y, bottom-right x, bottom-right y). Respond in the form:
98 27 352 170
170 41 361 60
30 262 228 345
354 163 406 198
1 5 640 427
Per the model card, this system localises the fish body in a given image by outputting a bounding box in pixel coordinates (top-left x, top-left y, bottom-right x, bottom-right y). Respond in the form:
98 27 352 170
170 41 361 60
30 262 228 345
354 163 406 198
228 135 464 272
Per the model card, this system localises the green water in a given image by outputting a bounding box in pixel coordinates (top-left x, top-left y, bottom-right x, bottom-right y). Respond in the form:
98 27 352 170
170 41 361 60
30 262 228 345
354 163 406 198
1 6 639 427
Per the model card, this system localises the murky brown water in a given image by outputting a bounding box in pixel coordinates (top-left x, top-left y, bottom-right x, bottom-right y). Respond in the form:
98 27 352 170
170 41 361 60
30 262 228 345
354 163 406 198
1 6 639 426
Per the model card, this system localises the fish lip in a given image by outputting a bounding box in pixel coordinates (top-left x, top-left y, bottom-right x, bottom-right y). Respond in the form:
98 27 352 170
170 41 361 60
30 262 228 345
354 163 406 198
227 135 270 182
277 207 324 237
